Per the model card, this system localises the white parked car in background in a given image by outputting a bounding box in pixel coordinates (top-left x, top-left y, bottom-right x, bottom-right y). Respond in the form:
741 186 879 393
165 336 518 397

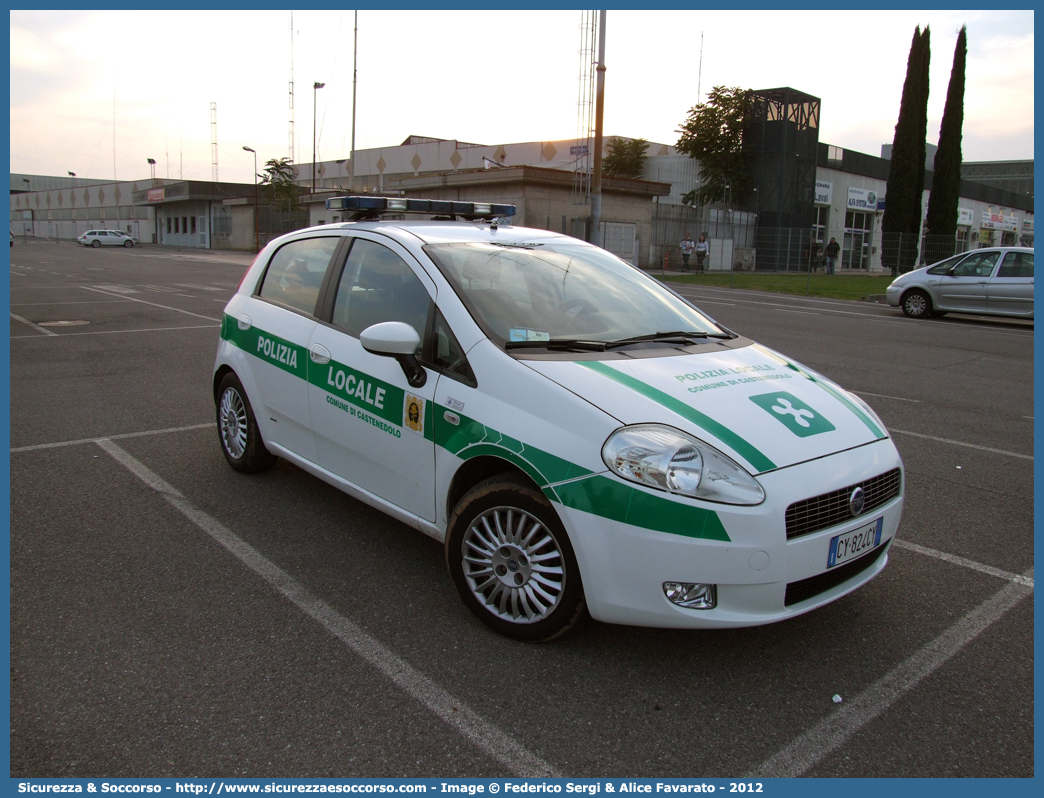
212 196 905 641
886 247 1034 319
77 229 137 248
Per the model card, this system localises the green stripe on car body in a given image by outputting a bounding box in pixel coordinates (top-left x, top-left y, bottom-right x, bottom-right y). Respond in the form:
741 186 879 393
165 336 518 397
553 475 730 541
222 316 731 541
751 344 886 439
222 315 308 381
579 360 777 474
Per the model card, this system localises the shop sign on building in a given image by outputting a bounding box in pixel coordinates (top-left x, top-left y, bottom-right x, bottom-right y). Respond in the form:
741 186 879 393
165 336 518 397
980 209 1018 231
1022 218 1033 233
147 188 165 202
847 186 879 211
815 180 832 205
957 207 974 226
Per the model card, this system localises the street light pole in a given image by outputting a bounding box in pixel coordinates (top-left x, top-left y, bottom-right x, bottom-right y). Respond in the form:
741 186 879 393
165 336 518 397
350 11 357 193
313 81 325 193
243 146 259 252
147 158 156 180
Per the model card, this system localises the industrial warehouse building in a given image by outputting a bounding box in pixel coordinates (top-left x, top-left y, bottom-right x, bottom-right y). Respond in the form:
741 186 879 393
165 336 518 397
11 86 1033 271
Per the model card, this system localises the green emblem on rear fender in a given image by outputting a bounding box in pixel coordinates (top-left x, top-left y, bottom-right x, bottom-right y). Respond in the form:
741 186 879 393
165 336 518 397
750 391 835 437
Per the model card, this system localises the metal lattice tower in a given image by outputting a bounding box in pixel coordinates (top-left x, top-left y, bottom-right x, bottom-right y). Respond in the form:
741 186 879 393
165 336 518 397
572 10 597 205
288 11 295 164
210 102 218 182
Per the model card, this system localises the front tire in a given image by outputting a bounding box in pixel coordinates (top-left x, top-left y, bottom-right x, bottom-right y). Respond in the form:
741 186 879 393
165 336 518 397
446 474 586 641
901 289 932 318
216 372 276 473
123 239 133 247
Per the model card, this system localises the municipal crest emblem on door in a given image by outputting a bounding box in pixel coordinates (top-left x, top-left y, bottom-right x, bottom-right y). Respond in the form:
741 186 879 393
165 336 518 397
404 394 425 435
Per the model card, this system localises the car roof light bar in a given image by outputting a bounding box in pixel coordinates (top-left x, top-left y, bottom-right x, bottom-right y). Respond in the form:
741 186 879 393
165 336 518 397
325 195 516 221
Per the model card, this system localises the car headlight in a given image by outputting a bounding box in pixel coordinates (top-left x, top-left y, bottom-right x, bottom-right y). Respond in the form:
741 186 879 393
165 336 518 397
602 424 765 505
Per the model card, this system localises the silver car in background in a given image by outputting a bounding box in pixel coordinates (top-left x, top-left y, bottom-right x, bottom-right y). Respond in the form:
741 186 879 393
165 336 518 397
886 247 1034 320
77 229 137 248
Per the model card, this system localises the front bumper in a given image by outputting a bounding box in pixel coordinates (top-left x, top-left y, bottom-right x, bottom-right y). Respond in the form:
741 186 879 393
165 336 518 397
559 437 903 629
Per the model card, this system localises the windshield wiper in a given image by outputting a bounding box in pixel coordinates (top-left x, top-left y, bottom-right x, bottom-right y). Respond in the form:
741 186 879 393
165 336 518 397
602 330 730 349
504 339 608 352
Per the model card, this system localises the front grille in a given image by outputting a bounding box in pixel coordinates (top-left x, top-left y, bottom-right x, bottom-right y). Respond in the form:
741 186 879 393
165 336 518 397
785 467 901 540
784 541 890 607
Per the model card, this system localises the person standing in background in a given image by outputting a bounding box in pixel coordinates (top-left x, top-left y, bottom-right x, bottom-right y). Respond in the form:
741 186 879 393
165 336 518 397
695 234 709 273
680 233 695 271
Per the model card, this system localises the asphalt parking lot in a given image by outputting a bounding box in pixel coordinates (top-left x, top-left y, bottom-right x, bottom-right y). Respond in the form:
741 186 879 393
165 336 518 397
8 242 1034 778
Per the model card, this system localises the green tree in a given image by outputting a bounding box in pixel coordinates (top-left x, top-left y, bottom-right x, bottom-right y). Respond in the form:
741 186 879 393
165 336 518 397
882 26 931 273
259 157 301 211
675 85 755 206
925 25 967 246
601 137 650 179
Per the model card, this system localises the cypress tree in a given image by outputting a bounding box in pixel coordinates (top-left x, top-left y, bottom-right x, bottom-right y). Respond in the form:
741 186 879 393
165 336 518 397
910 26 931 235
883 26 931 272
926 25 967 245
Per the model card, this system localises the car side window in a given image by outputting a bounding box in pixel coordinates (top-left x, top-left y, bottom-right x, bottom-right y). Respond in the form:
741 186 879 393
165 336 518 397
952 251 1000 278
258 236 338 315
997 252 1034 278
926 254 964 275
332 239 432 337
430 309 475 385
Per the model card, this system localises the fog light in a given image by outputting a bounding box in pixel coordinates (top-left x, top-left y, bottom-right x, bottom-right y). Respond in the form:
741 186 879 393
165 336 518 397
663 582 717 610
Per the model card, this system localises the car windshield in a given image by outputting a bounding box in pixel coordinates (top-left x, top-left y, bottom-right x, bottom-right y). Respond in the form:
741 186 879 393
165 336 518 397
424 241 725 348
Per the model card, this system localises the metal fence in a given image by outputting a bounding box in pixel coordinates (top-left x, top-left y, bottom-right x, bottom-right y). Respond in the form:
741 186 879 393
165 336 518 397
651 205 984 275
882 232 975 275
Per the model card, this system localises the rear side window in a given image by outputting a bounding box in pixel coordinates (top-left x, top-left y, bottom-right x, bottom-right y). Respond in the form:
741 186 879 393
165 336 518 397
998 252 1034 278
332 239 432 337
258 237 338 315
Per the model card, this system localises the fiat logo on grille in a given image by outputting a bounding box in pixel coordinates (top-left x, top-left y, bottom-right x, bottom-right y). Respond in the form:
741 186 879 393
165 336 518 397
849 486 866 517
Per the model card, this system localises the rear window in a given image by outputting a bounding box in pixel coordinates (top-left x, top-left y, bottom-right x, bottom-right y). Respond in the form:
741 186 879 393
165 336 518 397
258 237 338 315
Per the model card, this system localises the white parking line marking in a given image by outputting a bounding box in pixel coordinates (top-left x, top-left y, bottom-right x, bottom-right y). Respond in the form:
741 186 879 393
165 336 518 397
10 313 58 336
752 567 1033 777
776 309 821 315
10 423 215 453
11 324 220 340
890 428 1033 460
94 438 559 778
92 284 140 294
10 300 127 306
892 539 1033 588
81 286 221 322
852 391 921 403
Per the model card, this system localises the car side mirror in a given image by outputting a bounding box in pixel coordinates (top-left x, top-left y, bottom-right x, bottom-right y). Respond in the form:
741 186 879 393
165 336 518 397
360 321 427 388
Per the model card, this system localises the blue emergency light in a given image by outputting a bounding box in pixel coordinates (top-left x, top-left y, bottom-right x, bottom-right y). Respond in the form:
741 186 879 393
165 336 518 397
326 195 516 219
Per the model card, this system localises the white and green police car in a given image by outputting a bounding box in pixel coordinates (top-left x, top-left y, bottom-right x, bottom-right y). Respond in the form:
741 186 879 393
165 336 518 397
213 196 903 641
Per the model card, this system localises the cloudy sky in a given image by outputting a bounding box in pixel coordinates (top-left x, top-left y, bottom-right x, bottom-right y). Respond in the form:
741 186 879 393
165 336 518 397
9 9 1034 186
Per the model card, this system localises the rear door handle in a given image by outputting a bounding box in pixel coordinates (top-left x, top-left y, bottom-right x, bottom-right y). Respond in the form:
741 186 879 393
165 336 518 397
310 344 331 364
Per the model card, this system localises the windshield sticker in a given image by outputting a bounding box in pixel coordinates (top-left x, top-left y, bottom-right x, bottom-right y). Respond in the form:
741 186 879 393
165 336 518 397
674 363 791 394
509 328 550 342
404 394 425 435
750 392 835 437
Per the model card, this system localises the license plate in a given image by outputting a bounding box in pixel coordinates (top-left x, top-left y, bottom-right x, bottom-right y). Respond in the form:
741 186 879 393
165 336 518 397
827 517 884 568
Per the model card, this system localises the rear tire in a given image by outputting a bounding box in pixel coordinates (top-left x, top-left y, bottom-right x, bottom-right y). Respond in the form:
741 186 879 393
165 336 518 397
901 289 932 318
91 239 101 248
446 474 586 642
216 372 276 473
